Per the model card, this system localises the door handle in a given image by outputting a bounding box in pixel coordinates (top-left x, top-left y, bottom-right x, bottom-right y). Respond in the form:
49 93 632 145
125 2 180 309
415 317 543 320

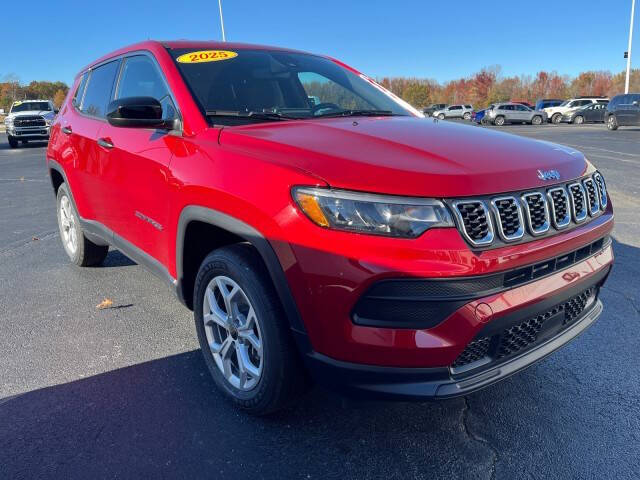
61 126 72 135
97 137 114 149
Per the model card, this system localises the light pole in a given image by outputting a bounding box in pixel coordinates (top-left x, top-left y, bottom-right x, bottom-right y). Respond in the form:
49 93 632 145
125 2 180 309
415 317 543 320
625 0 636 93
218 0 226 42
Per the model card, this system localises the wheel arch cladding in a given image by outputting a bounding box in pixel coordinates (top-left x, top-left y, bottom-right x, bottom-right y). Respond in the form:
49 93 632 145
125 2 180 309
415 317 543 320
176 206 311 349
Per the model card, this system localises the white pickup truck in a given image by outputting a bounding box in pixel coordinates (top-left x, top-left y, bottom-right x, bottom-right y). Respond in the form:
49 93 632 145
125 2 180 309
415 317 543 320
4 100 57 148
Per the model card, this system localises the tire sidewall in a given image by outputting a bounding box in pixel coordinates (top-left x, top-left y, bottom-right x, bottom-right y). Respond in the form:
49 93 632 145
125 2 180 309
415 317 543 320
552 113 562 124
494 116 505 126
532 116 542 125
193 248 284 409
574 115 583 124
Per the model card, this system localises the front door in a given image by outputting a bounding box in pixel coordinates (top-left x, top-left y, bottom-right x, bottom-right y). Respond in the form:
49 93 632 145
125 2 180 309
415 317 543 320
96 54 181 266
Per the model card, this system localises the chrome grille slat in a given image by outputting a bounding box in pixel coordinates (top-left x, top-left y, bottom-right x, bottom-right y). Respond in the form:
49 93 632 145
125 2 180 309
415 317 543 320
593 173 607 209
452 201 494 247
582 178 600 216
521 192 550 235
568 183 588 223
547 186 571 229
490 196 524 242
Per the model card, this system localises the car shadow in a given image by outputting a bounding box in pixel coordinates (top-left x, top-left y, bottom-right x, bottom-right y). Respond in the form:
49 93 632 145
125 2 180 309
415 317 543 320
102 249 137 268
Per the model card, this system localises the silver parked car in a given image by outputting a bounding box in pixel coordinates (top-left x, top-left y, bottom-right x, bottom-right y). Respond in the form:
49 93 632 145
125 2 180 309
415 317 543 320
486 103 547 126
432 104 474 120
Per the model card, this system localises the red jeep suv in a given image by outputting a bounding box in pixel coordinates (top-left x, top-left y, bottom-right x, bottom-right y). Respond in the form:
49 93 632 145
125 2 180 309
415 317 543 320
46 41 614 414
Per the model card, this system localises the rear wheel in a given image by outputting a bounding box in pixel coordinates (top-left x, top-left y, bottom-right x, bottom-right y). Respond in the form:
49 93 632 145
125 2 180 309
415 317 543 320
607 115 618 130
573 115 584 125
437 113 445 120
56 183 109 266
494 116 505 126
551 113 562 124
463 112 471 120
531 115 542 125
194 244 308 414
8 136 18 148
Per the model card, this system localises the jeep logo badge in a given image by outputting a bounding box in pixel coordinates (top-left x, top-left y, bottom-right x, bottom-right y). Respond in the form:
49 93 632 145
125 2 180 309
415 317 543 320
537 169 561 181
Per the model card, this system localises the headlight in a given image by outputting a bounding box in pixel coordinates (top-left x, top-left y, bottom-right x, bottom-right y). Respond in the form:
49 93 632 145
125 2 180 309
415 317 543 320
293 187 454 238
5 117 13 125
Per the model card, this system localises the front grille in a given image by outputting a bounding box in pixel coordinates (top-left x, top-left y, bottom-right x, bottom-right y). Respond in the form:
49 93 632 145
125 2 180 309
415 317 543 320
522 192 549 235
547 187 570 229
490 197 523 241
453 201 493 245
568 182 588 223
449 172 607 248
14 115 46 127
593 173 607 209
452 287 597 371
582 178 599 216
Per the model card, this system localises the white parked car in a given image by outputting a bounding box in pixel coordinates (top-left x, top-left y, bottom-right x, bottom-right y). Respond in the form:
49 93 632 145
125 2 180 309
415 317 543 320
543 97 609 124
4 100 57 148
433 104 473 120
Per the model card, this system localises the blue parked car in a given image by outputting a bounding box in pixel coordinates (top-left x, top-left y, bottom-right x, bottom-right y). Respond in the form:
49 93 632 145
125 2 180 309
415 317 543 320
473 105 494 124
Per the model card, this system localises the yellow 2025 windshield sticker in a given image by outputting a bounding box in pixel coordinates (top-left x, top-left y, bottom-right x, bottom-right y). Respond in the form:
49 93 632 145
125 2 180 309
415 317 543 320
176 50 238 63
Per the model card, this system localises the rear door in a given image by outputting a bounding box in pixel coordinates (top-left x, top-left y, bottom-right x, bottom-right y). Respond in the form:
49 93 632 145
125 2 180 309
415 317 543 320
95 53 180 266
68 60 121 223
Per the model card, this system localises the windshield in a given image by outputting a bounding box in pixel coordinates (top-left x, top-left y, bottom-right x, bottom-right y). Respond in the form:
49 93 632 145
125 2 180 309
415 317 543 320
168 48 413 124
10 101 51 113
559 101 570 107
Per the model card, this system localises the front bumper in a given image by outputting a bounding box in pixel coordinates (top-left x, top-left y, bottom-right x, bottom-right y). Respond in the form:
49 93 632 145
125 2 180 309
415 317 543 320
7 126 50 139
306 261 610 400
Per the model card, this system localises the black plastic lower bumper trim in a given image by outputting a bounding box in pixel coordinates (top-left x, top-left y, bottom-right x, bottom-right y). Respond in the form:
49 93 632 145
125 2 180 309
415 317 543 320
306 299 603 400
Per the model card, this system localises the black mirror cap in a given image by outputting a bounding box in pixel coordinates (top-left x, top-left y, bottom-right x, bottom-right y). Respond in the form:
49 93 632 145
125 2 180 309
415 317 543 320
106 96 166 128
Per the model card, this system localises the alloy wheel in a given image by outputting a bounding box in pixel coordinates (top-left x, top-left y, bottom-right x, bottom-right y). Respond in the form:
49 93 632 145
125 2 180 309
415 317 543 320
203 275 263 391
59 195 78 255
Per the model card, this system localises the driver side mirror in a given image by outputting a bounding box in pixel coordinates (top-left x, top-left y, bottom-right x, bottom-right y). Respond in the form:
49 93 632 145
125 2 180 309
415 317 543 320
106 96 167 128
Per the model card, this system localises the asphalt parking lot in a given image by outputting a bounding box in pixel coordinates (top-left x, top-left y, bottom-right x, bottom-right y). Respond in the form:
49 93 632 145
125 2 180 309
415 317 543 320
1 123 639 479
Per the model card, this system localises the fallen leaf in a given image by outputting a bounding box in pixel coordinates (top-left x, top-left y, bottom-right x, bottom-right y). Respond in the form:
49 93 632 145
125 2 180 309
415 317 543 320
32 236 39 241
96 298 113 310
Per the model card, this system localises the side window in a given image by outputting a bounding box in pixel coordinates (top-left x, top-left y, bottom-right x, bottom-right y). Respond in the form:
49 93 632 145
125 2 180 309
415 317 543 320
81 60 120 118
73 73 88 109
450 105 462 110
117 55 177 121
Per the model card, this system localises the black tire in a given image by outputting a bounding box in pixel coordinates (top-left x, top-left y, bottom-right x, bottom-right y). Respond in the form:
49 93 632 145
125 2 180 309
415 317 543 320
8 135 18 148
56 183 109 267
494 116 505 126
607 115 618 131
551 113 562 124
573 115 584 125
463 112 471 120
437 113 445 120
531 115 542 125
194 244 309 415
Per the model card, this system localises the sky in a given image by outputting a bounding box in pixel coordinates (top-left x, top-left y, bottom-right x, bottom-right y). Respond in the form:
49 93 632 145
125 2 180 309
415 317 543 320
2 0 637 86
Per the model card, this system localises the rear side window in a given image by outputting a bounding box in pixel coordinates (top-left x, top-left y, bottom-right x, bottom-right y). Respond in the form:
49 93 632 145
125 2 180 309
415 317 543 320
73 73 88 108
81 60 120 118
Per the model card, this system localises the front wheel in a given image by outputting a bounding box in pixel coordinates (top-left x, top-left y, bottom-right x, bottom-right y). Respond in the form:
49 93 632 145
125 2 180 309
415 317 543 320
8 135 18 148
531 115 542 125
607 115 618 130
463 112 471 120
194 244 308 415
573 115 584 125
437 113 445 120
551 113 562 124
56 183 109 266
494 116 505 126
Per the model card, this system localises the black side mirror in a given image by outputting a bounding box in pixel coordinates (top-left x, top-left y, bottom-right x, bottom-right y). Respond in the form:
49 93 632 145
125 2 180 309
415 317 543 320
106 97 166 128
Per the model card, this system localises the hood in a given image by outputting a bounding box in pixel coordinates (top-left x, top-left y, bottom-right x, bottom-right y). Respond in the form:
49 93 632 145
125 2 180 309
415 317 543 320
218 116 591 197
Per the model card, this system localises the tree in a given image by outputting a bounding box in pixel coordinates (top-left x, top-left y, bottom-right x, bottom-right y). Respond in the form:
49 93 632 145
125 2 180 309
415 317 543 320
53 89 67 109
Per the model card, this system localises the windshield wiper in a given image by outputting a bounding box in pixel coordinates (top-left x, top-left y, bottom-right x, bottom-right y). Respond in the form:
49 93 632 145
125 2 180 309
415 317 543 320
205 110 300 121
313 109 398 118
